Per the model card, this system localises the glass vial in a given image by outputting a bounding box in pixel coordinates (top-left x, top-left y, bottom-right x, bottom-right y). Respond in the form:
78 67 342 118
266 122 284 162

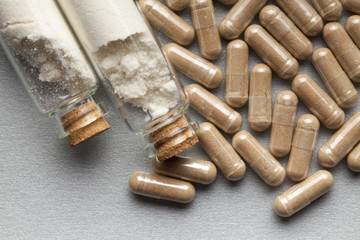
56 0 198 160
0 0 110 146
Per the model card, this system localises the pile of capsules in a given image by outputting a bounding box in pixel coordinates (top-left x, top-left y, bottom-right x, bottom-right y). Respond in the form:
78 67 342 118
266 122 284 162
130 0 360 217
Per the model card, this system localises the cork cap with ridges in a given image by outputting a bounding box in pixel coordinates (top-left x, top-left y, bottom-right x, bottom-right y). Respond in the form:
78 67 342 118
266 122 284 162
148 115 198 161
61 101 110 147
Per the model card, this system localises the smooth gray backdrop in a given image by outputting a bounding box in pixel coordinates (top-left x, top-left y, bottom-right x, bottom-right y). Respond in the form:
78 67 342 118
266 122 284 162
0 0 359 239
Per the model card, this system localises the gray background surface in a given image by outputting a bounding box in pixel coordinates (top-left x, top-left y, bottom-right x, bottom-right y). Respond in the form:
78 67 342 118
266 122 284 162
1 0 359 239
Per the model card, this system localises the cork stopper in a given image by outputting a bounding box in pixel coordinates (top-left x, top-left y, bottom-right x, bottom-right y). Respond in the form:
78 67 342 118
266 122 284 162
148 115 198 161
61 101 110 147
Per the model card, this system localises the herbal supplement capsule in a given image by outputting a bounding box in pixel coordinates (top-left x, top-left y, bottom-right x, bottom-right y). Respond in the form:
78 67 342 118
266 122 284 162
292 74 345 130
225 40 249 108
318 112 360 168
152 156 217 184
198 122 246 181
274 170 334 217
310 0 342 21
248 64 272 132
217 0 238 5
323 22 360 82
232 130 286 186
343 0 360 14
129 171 195 203
275 0 323 36
312 48 358 108
244 25 299 80
269 90 298 158
347 143 360 172
163 43 223 89
287 114 320 182
346 15 360 49
259 5 313 60
139 0 195 46
185 84 242 134
165 0 190 11
219 0 268 40
190 0 222 60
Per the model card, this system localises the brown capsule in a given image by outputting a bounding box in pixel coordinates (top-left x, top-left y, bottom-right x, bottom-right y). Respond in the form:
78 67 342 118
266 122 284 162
185 84 242 134
346 15 360 49
323 22 360 82
139 0 195 46
163 43 223 88
248 64 272 132
343 0 360 14
275 0 323 36
318 112 360 168
274 170 334 217
259 5 313 60
292 74 345 130
198 122 246 181
152 156 217 184
216 0 238 5
287 114 320 182
164 0 190 11
232 130 286 186
347 143 360 172
312 48 358 108
269 90 298 158
190 0 222 60
219 0 268 40
129 171 195 203
310 0 342 21
244 25 299 80
225 40 249 108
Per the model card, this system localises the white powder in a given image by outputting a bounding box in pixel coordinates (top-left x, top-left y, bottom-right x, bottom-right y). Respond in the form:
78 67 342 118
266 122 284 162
0 0 96 93
57 0 179 119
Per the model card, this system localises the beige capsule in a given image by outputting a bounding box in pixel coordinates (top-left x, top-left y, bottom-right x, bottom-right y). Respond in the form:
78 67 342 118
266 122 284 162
232 130 286 186
198 122 246 181
287 114 320 182
259 5 313 60
310 0 342 21
129 171 195 203
346 15 360 49
163 43 223 89
292 74 345 130
244 25 299 80
269 90 298 158
185 84 242 134
248 64 272 132
323 22 360 82
347 143 360 172
312 48 358 108
216 0 238 5
225 40 249 108
219 0 268 40
139 0 195 46
190 0 222 60
318 112 360 168
275 0 323 36
152 156 217 184
274 170 334 217
165 0 190 11
343 0 360 14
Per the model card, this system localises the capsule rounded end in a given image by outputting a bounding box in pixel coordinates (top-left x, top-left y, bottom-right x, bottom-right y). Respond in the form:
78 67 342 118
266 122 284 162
347 153 360 172
279 59 299 79
274 196 291 217
259 5 280 26
296 42 313 60
297 114 320 130
275 90 298 106
326 110 345 130
180 27 195 46
338 91 358 108
226 163 246 181
287 167 307 182
267 167 286 186
269 145 291 158
322 22 341 40
225 96 248 108
201 45 223 61
224 111 243 134
206 66 223 89
219 20 240 40
203 162 218 184
129 171 144 194
249 120 271 132
304 17 324 37
180 183 196 203
346 15 360 32
317 146 339 168
322 4 342 22
167 0 189 11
